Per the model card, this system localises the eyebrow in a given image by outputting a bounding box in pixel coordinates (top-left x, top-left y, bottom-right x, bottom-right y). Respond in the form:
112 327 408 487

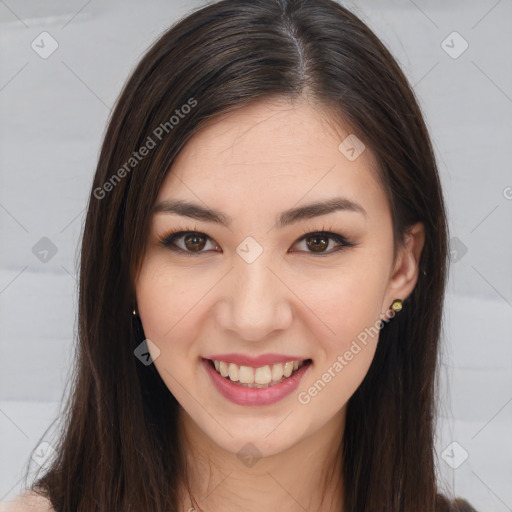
153 196 367 228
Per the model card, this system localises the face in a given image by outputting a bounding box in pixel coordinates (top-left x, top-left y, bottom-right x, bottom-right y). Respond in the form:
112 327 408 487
135 97 423 459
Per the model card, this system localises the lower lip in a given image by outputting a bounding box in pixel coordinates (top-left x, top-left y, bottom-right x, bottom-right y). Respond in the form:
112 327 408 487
202 358 311 406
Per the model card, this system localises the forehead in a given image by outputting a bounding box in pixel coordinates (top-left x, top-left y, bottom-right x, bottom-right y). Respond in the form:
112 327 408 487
155 98 386 221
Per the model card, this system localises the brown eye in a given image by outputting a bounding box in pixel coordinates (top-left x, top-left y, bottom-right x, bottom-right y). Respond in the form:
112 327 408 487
160 229 355 256
291 231 355 255
159 231 219 255
183 233 207 251
305 234 329 252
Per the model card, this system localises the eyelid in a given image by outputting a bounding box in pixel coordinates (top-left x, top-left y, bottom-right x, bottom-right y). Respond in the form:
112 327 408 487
291 230 356 256
158 227 220 255
158 225 357 256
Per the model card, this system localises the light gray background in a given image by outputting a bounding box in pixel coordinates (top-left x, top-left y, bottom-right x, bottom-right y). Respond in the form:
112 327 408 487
1 0 511 510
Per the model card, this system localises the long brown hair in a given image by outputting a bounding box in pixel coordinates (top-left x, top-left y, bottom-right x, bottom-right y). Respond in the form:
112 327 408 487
23 0 477 510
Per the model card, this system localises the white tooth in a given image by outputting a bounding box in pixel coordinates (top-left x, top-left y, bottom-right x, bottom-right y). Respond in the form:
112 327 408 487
215 359 304 384
283 361 293 377
219 361 229 377
254 365 272 385
271 363 284 381
228 363 239 382
239 365 255 384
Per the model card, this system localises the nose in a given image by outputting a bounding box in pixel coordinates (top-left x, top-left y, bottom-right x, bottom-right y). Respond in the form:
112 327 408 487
215 252 293 342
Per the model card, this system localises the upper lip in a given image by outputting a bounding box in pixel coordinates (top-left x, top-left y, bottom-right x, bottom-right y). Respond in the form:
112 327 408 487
204 353 310 367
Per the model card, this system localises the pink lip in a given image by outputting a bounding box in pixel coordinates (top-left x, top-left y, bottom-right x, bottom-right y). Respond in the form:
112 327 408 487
202 358 311 406
203 353 308 367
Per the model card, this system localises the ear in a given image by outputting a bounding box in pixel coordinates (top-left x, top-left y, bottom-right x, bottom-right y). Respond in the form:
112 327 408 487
381 222 425 317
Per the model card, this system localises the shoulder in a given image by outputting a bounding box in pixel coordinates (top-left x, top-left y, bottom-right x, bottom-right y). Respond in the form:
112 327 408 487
0 491 54 512
436 493 479 512
451 498 479 512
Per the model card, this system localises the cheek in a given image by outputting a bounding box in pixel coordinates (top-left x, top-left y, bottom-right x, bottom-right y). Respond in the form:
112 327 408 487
297 274 382 413
135 262 207 396
297 263 385 401
301 265 386 340
135 258 206 346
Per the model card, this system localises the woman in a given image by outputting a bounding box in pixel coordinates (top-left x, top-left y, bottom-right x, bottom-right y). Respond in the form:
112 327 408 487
8 0 478 510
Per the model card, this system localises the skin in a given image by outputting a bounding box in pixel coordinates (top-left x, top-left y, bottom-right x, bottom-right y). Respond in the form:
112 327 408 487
135 96 425 512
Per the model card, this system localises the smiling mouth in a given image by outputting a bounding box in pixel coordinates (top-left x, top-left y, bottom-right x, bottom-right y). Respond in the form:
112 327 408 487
205 358 313 388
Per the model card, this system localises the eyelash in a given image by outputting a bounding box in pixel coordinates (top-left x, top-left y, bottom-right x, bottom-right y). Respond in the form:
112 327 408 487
158 224 357 257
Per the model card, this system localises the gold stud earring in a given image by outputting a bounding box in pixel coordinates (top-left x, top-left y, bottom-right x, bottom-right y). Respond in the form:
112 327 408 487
390 299 403 312
132 309 137 316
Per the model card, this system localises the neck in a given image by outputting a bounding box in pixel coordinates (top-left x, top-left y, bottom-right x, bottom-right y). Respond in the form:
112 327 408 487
177 407 346 512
